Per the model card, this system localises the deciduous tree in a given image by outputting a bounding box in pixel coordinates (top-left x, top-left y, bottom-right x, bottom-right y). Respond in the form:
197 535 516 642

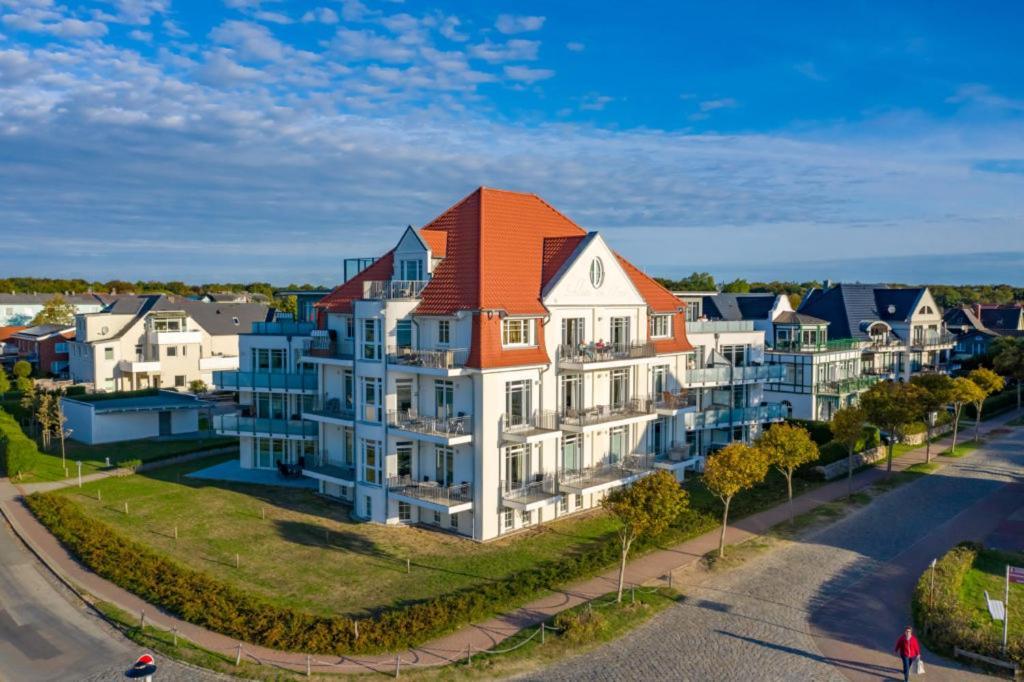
702 443 769 558
992 337 1024 413
0 370 9 399
860 381 925 476
603 470 688 602
830 405 867 499
12 360 31 380
755 423 819 523
967 367 1004 442
948 377 984 455
909 373 954 463
30 294 76 326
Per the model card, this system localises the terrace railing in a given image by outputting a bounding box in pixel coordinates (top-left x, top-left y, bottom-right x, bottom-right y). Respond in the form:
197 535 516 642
386 475 473 506
304 395 356 421
363 279 430 300
501 410 560 434
556 341 656 365
387 409 472 437
559 398 654 428
212 370 317 392
386 346 469 369
306 336 354 360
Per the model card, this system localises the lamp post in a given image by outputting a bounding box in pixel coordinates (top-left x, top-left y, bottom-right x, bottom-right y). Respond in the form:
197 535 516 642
76 460 82 488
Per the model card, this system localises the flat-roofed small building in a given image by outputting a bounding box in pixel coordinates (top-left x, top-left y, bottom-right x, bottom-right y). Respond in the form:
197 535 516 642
61 389 209 444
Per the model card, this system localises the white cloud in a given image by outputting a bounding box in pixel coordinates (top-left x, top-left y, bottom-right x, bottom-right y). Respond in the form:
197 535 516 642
209 20 285 61
503 64 554 83
566 41 585 52
301 7 339 25
439 16 467 42
469 39 538 63
947 84 1024 112
579 93 614 111
109 0 169 25
339 0 369 22
196 50 266 83
0 48 40 84
254 11 292 25
331 27 416 62
128 29 152 42
495 14 545 34
794 61 825 81
162 19 187 37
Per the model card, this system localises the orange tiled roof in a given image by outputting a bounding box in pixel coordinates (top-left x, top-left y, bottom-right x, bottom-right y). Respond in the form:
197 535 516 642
540 235 586 291
316 252 395 314
0 326 28 342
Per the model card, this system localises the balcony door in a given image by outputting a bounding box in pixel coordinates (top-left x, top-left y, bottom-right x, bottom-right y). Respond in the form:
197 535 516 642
562 434 581 473
396 441 413 478
609 426 628 464
561 317 585 348
504 444 526 490
396 379 413 414
610 317 630 349
434 445 454 485
648 419 667 455
505 380 530 427
560 374 582 414
610 368 630 409
434 380 454 419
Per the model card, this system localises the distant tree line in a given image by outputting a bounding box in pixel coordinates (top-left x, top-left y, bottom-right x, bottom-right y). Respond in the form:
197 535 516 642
654 272 1023 309
0 277 323 298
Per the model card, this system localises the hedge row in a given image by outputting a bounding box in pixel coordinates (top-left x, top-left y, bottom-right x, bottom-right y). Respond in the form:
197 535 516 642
0 407 42 479
965 389 1019 421
26 491 713 655
912 542 1023 666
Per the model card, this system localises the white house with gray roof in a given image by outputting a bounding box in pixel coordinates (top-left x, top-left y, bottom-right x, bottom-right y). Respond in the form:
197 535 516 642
68 295 271 392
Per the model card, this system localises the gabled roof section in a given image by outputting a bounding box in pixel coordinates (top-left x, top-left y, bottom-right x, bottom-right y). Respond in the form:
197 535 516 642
702 293 778 322
316 251 396 314
774 311 828 325
798 283 928 340
416 187 587 316
418 228 447 257
979 305 1023 331
541 234 590 294
613 254 683 314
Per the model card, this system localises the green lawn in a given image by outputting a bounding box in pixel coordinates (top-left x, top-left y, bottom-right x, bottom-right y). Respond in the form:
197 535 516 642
19 433 236 483
940 441 981 458
959 548 1024 642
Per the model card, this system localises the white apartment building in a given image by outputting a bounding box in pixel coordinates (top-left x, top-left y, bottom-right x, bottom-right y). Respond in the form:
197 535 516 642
280 188 784 542
0 292 116 326
68 295 270 392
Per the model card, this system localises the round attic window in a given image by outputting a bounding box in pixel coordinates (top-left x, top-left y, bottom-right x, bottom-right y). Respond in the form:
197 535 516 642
589 258 605 289
100 326 109 335
887 305 896 315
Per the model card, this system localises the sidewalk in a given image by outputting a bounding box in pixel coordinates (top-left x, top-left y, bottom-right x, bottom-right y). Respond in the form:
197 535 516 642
1 413 1018 676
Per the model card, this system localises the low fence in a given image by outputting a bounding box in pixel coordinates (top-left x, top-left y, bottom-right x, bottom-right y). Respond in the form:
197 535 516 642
814 446 887 481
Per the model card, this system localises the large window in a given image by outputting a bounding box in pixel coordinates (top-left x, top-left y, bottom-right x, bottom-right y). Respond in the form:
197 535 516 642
361 439 381 484
434 446 454 485
434 379 454 419
721 344 747 366
361 377 382 421
396 319 413 350
395 379 413 412
396 442 413 477
253 348 286 372
650 314 671 338
610 368 630 407
561 374 582 414
255 438 285 469
361 318 380 360
504 444 526 489
562 434 582 472
256 393 286 419
610 317 630 348
438 319 450 345
651 365 668 397
609 426 628 464
561 317 585 348
501 318 534 347
505 380 530 424
400 259 423 280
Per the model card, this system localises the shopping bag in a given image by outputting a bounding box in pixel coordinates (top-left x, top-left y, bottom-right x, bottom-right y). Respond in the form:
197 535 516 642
915 657 925 674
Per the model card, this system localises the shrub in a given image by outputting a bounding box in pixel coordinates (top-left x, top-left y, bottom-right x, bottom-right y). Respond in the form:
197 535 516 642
118 458 142 472
0 407 40 479
786 418 832 446
26 491 699 655
913 542 1023 666
965 389 1018 420
553 607 608 644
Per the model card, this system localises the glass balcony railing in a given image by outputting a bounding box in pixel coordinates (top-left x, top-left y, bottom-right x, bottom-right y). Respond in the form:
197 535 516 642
556 341 656 365
213 370 317 392
770 338 865 353
213 414 317 439
303 395 356 421
910 332 957 349
305 337 354 360
684 404 785 430
685 320 755 333
247 321 315 336
817 376 882 395
386 346 469 369
684 364 785 385
500 476 560 506
654 390 698 411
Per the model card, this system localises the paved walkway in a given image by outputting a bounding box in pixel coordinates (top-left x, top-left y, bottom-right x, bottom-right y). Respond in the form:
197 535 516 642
532 423 1023 681
1 414 1018 676
186 459 316 489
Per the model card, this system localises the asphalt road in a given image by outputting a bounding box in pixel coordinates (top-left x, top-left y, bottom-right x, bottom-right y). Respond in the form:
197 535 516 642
0 514 221 682
529 429 1023 681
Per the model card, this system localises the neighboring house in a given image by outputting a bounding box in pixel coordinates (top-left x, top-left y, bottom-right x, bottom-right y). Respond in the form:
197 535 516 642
797 283 955 381
274 289 333 323
763 312 877 421
213 317 319 469
0 293 116 326
218 187 721 542
0 326 28 368
61 390 207 444
68 295 271 392
675 292 788 447
10 325 75 376
944 304 1024 366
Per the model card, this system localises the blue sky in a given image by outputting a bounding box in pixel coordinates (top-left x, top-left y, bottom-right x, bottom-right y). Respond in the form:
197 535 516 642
1 0 1022 286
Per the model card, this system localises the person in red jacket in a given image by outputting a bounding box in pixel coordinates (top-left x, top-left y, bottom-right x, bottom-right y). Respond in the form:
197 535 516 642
894 626 921 680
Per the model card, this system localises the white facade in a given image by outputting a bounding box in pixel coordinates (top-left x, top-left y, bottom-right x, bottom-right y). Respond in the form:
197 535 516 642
61 391 202 445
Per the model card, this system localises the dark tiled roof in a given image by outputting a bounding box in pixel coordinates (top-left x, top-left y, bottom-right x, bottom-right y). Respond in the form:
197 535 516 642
97 295 271 338
798 283 926 340
11 324 74 339
702 293 777 321
774 311 827 325
979 306 1023 331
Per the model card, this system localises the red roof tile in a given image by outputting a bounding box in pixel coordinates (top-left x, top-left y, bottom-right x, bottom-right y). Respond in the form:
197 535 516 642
316 252 395 314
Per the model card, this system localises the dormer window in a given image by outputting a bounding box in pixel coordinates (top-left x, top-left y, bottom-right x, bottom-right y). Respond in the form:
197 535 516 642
502 318 535 347
650 314 671 338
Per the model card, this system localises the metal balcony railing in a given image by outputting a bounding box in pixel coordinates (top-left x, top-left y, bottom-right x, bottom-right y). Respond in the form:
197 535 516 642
654 390 698 410
213 414 317 438
213 370 317 392
387 475 472 506
304 395 356 421
387 409 472 437
363 280 430 300
501 410 560 434
386 347 469 369
657 441 697 462
559 398 654 428
910 332 956 349
558 454 655 492
500 475 560 504
556 341 656 365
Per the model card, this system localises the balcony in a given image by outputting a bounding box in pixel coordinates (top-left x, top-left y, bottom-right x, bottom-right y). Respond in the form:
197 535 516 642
684 364 785 387
248 320 315 336
817 376 881 396
501 410 561 443
686 320 755 334
558 455 655 495
386 346 469 374
387 475 473 513
863 336 907 352
198 355 240 372
117 359 161 373
302 461 356 486
684 404 786 431
652 443 702 476
556 341 656 369
654 390 698 415
363 279 429 300
770 338 865 353
304 337 354 362
214 414 317 440
212 370 318 393
559 398 656 431
910 332 956 350
500 475 561 511
150 330 202 345
303 396 356 424
387 409 473 445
